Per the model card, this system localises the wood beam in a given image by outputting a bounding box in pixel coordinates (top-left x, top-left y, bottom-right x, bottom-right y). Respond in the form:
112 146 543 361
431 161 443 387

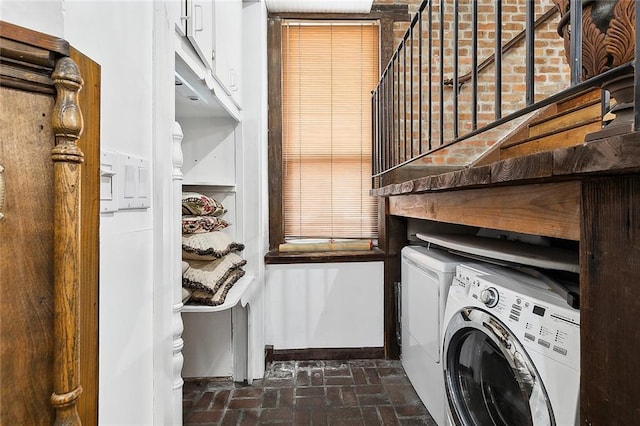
581 175 640 424
388 181 581 241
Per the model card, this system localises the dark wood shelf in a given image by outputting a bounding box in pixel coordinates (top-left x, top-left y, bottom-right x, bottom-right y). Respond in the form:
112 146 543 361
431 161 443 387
265 248 388 264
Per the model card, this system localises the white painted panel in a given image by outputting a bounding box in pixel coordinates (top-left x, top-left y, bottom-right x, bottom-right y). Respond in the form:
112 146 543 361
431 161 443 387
180 117 237 185
266 262 384 349
99 229 155 425
61 2 157 424
182 311 234 377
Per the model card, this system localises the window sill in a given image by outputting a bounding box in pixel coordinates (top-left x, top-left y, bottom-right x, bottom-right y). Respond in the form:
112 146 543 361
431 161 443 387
264 247 388 265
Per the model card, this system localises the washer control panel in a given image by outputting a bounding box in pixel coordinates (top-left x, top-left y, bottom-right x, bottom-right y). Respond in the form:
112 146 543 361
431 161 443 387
456 265 580 370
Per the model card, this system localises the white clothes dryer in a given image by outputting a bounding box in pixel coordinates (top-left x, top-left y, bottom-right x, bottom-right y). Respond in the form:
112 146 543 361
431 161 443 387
442 264 580 426
400 247 502 426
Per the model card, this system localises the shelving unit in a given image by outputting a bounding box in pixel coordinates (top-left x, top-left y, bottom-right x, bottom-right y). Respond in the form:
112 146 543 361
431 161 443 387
175 0 252 383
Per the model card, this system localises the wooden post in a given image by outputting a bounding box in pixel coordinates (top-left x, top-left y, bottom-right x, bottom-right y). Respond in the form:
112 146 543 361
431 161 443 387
50 56 84 426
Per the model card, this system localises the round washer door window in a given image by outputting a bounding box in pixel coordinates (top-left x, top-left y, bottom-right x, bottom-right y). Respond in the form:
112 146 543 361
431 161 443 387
443 308 554 426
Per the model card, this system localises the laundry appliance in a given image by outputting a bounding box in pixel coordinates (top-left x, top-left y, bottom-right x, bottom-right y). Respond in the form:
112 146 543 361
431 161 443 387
400 246 504 426
442 263 580 426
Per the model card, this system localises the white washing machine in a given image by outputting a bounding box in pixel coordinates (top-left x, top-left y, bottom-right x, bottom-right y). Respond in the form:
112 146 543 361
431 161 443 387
401 247 503 426
442 263 580 426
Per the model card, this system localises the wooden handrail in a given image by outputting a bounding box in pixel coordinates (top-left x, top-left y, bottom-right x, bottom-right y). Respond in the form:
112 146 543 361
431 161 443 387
444 7 559 87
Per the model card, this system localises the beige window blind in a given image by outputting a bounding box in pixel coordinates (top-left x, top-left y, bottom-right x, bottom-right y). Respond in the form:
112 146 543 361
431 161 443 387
282 21 379 240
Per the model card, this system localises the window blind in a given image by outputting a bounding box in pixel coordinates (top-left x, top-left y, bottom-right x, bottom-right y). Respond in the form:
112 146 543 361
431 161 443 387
282 21 379 240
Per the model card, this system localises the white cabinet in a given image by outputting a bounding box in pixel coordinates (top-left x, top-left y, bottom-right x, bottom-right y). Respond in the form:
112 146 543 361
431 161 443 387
212 0 242 104
182 0 242 107
186 0 214 69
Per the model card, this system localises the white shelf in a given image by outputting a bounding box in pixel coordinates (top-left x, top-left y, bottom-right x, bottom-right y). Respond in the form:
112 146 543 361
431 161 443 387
182 274 255 313
416 232 579 273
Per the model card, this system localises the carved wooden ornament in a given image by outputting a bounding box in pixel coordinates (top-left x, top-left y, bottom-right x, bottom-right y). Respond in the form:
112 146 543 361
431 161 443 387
553 0 636 80
50 56 84 426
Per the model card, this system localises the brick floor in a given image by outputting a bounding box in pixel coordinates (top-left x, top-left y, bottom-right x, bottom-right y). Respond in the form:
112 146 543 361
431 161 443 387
183 359 437 425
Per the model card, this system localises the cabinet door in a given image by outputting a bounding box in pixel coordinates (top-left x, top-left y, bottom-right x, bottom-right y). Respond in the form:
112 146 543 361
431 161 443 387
212 0 242 102
186 0 214 70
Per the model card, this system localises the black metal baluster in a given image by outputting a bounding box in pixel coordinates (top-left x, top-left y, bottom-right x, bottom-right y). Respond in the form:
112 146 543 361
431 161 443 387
634 0 640 130
495 0 502 119
396 52 401 168
418 5 424 155
439 0 445 146
410 24 414 160
371 90 377 180
525 0 535 105
453 0 459 139
471 0 478 130
569 0 583 86
403 39 408 163
428 0 433 151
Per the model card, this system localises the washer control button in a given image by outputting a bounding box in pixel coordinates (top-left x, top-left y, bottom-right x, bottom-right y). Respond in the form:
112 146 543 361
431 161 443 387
538 339 551 348
553 346 568 356
524 333 535 341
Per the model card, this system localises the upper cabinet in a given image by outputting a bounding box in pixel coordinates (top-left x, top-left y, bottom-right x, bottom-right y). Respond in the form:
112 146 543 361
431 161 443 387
178 0 242 114
211 0 242 105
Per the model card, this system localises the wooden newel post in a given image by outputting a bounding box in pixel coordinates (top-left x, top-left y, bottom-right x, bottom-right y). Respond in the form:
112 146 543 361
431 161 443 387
50 56 84 426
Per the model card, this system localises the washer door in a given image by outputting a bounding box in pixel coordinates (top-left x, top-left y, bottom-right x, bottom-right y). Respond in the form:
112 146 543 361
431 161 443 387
443 307 554 426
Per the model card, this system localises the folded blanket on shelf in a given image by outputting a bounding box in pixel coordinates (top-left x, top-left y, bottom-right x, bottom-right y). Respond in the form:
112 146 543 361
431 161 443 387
182 231 245 260
182 253 246 295
182 215 230 234
188 268 245 306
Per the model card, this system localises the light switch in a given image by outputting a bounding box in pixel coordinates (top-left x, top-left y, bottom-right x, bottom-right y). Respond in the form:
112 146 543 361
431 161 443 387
100 151 118 213
124 164 137 198
117 152 151 210
138 164 150 208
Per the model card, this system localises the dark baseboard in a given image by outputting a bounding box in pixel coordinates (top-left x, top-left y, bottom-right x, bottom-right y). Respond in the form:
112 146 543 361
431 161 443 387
269 347 385 362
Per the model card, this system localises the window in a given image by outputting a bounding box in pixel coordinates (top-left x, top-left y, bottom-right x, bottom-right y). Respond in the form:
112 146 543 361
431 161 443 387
278 21 380 242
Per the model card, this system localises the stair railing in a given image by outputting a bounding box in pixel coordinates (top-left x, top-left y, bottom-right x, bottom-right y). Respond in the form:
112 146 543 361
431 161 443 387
371 0 639 185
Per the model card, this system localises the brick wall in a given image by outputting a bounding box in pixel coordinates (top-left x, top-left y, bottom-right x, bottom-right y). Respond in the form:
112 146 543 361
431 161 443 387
373 0 571 168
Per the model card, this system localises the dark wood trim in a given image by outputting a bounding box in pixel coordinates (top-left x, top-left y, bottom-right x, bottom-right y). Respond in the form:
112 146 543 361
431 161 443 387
0 21 69 56
267 17 284 251
0 21 65 95
70 46 100 426
265 248 387 264
271 347 385 362
581 175 640 425
388 181 581 241
267 7 412 251
268 5 410 22
265 345 274 367
378 198 406 359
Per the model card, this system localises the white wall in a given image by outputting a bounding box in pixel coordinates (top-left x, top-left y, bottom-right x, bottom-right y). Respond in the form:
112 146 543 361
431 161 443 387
266 262 384 349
